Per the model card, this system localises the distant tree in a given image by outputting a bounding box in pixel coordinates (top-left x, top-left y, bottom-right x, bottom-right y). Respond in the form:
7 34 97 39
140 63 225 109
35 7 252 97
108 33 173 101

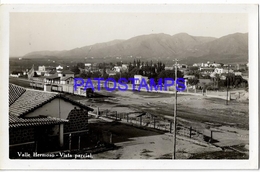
128 67 140 78
70 66 80 75
79 71 92 79
103 73 109 79
157 70 183 80
187 78 199 86
77 62 85 69
92 71 101 78
189 66 199 71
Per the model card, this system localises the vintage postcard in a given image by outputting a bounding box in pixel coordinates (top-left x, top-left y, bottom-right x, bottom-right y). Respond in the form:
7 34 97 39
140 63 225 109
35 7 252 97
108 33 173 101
0 3 258 170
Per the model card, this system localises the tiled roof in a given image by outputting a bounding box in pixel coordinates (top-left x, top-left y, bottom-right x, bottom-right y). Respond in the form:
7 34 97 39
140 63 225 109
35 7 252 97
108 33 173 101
9 114 68 128
9 89 57 117
45 73 60 80
9 84 93 117
49 70 57 74
9 84 26 106
62 70 74 74
59 96 93 111
61 76 73 81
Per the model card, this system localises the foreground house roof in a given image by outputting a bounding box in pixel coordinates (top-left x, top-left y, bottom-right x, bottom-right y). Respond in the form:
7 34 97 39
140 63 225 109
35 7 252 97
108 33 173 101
9 84 93 117
9 114 68 128
9 84 26 106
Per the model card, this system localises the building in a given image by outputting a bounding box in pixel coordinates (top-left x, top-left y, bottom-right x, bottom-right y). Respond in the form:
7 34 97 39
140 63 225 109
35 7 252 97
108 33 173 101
58 70 75 79
234 72 242 76
134 75 149 85
214 68 234 74
121 64 129 72
165 66 174 70
210 63 222 68
44 70 56 77
113 66 122 73
9 84 93 157
183 75 196 80
56 65 63 70
84 63 92 71
10 71 23 78
199 67 215 74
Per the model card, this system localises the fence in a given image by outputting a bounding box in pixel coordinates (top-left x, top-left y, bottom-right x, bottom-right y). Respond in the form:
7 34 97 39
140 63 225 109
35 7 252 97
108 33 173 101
92 109 213 142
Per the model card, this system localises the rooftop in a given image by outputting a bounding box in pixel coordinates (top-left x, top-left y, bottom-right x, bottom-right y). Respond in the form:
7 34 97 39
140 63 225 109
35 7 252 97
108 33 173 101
9 114 68 128
62 70 74 74
9 84 94 117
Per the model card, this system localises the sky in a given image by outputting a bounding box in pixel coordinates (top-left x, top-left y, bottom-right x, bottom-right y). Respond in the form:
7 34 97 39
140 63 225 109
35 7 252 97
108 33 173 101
10 13 248 57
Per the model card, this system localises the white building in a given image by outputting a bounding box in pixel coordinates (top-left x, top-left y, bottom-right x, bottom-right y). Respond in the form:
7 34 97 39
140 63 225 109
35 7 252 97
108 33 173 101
214 68 234 74
134 75 149 85
234 72 242 76
113 66 122 73
56 65 63 71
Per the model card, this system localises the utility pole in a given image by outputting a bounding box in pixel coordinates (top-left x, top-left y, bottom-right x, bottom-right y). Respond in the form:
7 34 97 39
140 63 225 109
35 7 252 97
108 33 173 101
172 59 178 159
226 65 230 105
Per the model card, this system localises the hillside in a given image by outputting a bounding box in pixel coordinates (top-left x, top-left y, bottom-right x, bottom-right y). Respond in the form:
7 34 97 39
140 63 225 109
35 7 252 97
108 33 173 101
22 32 248 64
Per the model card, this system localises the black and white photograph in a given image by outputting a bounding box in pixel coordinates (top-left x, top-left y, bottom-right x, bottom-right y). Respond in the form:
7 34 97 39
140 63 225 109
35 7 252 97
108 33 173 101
0 3 258 170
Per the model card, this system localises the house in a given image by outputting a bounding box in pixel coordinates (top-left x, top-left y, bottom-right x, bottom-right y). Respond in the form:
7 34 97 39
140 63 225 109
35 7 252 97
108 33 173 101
84 63 92 71
106 69 116 76
214 68 234 74
199 67 215 74
210 63 221 68
234 72 242 76
192 63 200 67
56 65 63 71
121 64 129 72
44 70 57 77
113 66 122 73
134 75 148 85
10 71 23 78
9 84 93 158
60 76 74 85
165 66 174 70
45 73 61 84
183 75 196 80
58 70 75 79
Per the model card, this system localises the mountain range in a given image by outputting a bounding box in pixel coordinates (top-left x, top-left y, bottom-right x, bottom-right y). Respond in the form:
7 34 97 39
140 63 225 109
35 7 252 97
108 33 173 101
22 32 248 64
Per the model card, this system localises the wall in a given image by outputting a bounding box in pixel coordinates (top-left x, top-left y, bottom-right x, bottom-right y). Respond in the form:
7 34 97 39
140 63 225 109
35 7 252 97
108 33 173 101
9 127 35 144
64 109 88 133
24 98 83 120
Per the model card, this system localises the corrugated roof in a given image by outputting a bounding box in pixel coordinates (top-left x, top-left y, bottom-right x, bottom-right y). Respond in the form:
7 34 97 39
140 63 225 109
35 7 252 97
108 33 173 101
9 114 68 128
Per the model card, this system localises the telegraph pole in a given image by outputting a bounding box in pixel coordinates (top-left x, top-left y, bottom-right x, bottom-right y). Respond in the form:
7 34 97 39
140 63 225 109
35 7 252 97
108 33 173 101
226 65 230 105
172 59 178 159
